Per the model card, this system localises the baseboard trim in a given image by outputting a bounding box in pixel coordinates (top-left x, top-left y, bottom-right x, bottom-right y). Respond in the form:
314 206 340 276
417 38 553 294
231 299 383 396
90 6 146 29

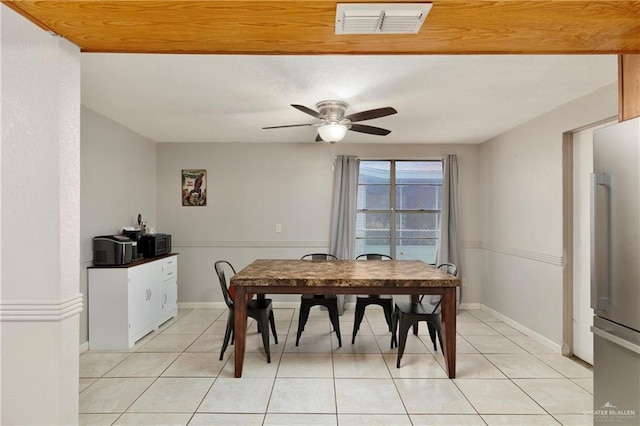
178 301 357 310
459 302 481 310
178 301 481 312
178 302 227 310
273 302 306 309
480 304 561 352
86 302 559 354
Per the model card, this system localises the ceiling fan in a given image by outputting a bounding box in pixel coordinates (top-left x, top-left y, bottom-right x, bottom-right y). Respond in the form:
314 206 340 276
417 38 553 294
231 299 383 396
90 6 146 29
262 100 397 142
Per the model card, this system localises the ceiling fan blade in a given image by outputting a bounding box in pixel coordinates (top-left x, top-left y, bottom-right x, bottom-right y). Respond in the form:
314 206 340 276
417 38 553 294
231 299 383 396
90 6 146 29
349 123 391 136
344 107 397 123
262 123 314 129
291 104 322 118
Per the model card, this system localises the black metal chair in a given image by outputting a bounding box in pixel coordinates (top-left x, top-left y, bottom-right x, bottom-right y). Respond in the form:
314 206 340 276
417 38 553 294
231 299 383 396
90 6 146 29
351 254 394 344
391 263 458 368
296 253 342 347
215 260 278 363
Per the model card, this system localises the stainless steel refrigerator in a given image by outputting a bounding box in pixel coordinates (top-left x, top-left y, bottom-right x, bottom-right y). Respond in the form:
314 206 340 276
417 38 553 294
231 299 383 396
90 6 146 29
591 116 640 425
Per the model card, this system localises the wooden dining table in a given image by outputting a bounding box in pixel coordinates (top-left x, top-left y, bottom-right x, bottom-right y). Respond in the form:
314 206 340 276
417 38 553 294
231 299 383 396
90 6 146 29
230 259 460 378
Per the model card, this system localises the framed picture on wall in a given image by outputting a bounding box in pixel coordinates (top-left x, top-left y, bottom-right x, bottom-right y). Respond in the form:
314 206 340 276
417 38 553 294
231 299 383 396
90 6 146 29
182 169 207 206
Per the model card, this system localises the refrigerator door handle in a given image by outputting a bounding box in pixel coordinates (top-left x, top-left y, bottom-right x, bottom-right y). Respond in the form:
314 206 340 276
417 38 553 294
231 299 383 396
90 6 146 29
590 172 611 311
592 326 640 356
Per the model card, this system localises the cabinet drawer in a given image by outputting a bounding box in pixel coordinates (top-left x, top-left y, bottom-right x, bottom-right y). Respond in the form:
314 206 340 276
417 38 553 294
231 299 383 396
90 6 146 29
162 256 177 281
162 266 177 281
162 256 177 270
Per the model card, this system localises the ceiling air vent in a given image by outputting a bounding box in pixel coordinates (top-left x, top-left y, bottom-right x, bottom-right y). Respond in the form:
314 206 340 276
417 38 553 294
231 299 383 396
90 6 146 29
335 3 432 35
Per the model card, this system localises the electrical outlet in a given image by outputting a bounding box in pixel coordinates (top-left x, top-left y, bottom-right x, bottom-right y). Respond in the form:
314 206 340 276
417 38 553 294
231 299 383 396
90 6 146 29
275 224 282 233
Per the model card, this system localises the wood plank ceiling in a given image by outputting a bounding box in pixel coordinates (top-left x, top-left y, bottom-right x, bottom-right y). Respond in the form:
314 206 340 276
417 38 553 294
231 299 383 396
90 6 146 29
3 0 639 54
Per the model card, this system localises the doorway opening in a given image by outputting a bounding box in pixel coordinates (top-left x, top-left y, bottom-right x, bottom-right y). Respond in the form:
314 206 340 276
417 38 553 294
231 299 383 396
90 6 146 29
562 118 616 364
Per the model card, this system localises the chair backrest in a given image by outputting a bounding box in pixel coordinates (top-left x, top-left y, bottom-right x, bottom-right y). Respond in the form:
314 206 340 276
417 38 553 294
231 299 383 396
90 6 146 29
419 263 458 308
214 260 237 308
355 253 393 260
301 253 338 260
437 263 458 277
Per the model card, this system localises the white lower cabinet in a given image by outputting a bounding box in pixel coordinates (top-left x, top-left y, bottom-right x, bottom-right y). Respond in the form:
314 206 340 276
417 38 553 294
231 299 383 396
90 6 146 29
88 254 178 350
160 256 178 324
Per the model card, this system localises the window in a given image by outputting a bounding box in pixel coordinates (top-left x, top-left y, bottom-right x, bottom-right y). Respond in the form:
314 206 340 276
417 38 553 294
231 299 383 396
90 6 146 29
356 160 444 262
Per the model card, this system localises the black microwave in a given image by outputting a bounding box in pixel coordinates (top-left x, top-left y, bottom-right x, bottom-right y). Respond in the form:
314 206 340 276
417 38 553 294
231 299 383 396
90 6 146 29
139 233 171 258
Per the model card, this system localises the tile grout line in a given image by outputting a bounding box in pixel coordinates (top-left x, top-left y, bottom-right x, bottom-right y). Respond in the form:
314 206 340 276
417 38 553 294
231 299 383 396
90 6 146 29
262 310 292 424
78 308 592 424
187 309 227 423
465 315 575 424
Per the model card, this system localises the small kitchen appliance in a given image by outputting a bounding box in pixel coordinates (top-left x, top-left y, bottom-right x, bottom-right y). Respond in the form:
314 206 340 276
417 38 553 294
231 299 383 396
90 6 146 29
122 228 143 260
93 235 133 266
138 233 172 258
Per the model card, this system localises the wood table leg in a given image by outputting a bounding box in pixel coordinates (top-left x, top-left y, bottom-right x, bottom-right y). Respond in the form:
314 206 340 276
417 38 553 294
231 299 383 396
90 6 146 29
234 286 247 378
440 287 457 379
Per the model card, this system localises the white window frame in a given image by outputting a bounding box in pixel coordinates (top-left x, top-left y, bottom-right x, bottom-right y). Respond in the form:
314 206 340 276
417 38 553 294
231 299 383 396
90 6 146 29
355 159 444 262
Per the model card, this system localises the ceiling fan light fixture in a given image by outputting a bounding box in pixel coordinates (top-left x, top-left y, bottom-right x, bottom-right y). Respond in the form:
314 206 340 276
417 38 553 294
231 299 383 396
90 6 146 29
318 123 348 142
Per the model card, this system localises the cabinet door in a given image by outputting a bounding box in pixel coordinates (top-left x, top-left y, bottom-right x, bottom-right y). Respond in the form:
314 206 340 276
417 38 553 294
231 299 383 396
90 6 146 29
162 278 178 321
147 261 164 325
128 265 150 338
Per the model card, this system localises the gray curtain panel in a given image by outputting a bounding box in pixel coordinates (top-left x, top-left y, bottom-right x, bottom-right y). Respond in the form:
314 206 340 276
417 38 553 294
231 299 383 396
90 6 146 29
329 155 359 315
436 154 462 308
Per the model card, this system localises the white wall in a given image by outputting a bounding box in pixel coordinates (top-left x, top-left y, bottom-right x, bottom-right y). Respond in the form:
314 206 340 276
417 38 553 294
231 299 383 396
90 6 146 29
82 77 617 348
1 4 81 423
480 82 618 344
156 142 482 306
80 106 157 344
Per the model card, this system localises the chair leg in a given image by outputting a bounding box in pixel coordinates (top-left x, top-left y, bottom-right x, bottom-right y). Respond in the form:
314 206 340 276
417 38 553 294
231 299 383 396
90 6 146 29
390 309 399 348
351 301 366 344
437 326 444 353
220 311 234 361
427 321 438 351
327 304 342 347
296 303 312 346
431 318 444 352
396 315 415 368
268 310 278 344
258 313 271 363
382 302 393 332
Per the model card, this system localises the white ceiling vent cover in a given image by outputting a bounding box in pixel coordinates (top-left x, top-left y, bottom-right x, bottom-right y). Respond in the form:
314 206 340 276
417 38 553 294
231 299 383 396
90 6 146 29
335 3 432 35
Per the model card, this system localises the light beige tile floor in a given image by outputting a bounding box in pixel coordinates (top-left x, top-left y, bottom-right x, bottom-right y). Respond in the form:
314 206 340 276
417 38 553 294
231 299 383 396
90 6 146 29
79 308 594 425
